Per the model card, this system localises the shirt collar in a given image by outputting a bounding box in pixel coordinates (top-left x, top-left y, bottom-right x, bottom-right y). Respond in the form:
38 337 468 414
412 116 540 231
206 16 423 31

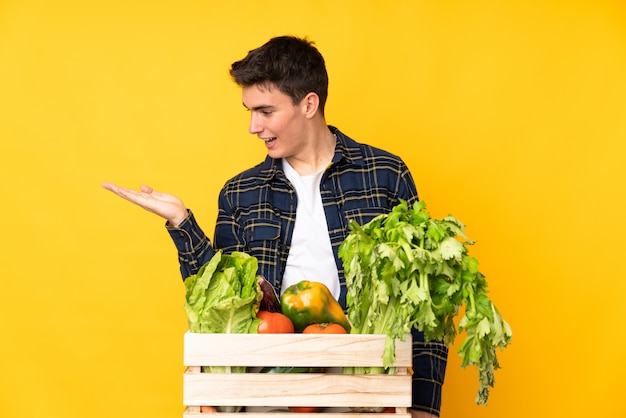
329 126 365 167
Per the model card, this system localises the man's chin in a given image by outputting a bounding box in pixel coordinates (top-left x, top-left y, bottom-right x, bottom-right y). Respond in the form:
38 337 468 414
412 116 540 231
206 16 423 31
266 149 284 160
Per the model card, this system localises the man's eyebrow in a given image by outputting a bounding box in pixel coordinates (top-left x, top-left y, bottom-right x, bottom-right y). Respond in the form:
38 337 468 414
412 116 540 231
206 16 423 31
242 103 274 111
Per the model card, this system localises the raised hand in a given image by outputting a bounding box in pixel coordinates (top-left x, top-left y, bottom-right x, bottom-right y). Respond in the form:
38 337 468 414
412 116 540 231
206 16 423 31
102 183 189 227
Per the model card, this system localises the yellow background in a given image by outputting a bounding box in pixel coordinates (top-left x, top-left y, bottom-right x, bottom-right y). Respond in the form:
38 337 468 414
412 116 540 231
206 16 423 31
1 1 625 417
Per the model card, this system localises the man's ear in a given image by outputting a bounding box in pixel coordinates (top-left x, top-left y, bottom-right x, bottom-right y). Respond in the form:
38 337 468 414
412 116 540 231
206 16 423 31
302 92 320 118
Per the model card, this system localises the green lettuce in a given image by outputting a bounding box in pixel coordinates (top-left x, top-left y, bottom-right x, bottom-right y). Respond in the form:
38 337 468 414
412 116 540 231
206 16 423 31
184 250 262 335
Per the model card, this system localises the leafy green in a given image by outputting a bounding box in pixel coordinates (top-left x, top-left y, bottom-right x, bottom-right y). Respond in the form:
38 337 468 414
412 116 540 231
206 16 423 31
338 199 512 405
260 366 323 373
184 250 262 374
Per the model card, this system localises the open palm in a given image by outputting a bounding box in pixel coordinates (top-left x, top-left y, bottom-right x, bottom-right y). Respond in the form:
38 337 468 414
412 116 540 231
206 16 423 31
102 183 188 227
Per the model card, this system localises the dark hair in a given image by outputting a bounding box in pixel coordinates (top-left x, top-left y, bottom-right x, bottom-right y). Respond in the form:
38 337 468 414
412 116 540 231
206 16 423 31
230 36 329 114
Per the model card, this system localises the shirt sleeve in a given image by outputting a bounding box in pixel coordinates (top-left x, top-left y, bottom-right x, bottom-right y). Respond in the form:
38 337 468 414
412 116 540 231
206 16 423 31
165 209 216 280
411 328 448 416
397 159 420 205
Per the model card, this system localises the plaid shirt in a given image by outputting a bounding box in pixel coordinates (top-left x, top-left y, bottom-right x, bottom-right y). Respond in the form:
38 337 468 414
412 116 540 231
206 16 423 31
167 126 447 415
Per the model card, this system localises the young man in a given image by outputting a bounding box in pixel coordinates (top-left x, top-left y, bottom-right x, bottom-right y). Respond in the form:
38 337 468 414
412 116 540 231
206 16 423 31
103 36 447 417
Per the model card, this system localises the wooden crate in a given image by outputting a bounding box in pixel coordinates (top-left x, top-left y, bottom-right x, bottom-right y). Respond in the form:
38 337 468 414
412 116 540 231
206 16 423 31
183 332 413 417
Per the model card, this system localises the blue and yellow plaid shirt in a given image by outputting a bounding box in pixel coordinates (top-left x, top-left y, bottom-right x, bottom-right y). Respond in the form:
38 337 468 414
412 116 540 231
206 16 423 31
167 126 447 415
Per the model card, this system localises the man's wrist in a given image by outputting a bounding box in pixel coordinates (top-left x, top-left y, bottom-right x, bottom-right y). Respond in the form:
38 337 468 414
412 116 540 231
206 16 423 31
167 209 190 228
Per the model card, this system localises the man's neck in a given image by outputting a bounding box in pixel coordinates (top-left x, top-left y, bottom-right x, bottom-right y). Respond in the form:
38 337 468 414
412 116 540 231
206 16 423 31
285 125 336 176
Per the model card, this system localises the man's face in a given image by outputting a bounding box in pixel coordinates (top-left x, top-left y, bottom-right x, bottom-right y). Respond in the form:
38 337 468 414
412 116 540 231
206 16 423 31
242 84 308 160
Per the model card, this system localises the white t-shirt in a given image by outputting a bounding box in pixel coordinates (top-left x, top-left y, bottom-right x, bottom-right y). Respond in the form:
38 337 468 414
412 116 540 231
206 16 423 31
280 159 340 301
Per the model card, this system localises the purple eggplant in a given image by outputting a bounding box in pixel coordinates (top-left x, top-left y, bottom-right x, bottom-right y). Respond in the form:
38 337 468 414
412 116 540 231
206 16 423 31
257 275 281 313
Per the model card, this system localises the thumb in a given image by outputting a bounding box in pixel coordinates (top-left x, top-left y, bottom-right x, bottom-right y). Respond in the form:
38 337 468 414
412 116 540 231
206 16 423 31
139 185 154 194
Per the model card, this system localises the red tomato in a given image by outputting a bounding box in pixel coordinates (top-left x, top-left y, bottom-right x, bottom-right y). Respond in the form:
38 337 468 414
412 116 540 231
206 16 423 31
302 323 347 334
288 406 322 413
200 406 217 413
257 310 295 333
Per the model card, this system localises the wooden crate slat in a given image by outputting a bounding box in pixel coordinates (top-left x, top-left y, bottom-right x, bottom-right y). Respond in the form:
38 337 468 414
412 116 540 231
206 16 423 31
183 410 412 418
183 373 412 407
183 332 412 368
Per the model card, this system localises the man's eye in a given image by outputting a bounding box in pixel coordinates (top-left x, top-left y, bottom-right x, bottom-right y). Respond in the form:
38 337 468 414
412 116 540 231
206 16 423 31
262 111 273 116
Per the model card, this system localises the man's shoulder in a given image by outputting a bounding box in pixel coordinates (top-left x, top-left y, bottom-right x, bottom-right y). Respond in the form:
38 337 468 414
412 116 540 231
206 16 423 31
222 156 277 190
332 126 404 164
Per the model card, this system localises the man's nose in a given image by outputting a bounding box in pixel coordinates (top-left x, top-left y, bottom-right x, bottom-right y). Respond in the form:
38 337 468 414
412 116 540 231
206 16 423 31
248 113 262 135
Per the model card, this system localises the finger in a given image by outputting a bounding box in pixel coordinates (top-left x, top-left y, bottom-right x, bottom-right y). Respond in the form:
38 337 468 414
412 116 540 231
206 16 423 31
103 184 147 204
103 183 145 200
140 185 154 194
102 182 116 191
102 182 128 195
